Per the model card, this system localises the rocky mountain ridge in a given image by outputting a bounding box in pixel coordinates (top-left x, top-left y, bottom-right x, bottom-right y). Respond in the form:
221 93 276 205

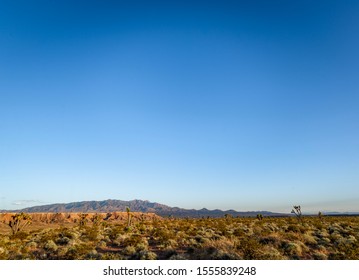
1 199 286 218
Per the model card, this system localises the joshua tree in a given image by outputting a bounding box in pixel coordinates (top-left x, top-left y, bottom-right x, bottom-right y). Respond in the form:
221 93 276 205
126 207 132 227
113 212 120 220
318 211 323 221
139 214 146 223
78 213 88 228
4 212 32 235
291 205 302 221
104 212 112 221
224 213 232 219
91 213 101 227
256 214 263 220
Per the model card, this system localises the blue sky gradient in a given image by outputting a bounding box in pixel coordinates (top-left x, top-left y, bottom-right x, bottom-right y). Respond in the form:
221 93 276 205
1 1 358 212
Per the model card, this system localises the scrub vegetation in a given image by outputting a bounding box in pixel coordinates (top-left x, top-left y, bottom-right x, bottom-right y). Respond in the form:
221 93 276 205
0 213 358 260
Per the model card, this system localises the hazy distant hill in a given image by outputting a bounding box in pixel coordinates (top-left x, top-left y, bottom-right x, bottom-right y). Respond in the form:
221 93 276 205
4 199 286 218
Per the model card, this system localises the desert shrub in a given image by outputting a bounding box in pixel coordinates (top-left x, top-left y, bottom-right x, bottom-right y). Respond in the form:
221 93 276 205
44 240 58 252
25 241 38 250
346 235 357 243
169 253 188 260
136 242 149 251
238 238 262 259
331 233 345 245
162 238 177 249
136 224 147 234
82 227 101 242
283 232 299 241
315 228 329 237
132 250 157 260
0 247 8 259
153 228 174 242
97 240 107 248
123 234 146 247
188 244 240 260
317 237 331 246
11 231 29 241
302 233 317 246
211 233 224 241
123 245 136 256
335 240 359 259
260 246 284 260
286 224 301 233
101 252 124 260
161 249 178 259
328 252 346 260
313 252 327 260
233 227 245 236
58 228 79 240
107 225 125 243
85 249 101 260
259 235 280 246
253 225 269 235
64 243 94 260
38 230 59 244
281 241 302 258
311 219 325 230
194 235 208 244
56 236 71 245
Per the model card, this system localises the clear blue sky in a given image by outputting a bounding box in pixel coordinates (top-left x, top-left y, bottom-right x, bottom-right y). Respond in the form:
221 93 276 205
1 0 358 213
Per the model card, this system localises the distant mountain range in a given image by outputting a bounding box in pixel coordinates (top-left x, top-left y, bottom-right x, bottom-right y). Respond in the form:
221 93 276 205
321 211 359 216
1 199 287 218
